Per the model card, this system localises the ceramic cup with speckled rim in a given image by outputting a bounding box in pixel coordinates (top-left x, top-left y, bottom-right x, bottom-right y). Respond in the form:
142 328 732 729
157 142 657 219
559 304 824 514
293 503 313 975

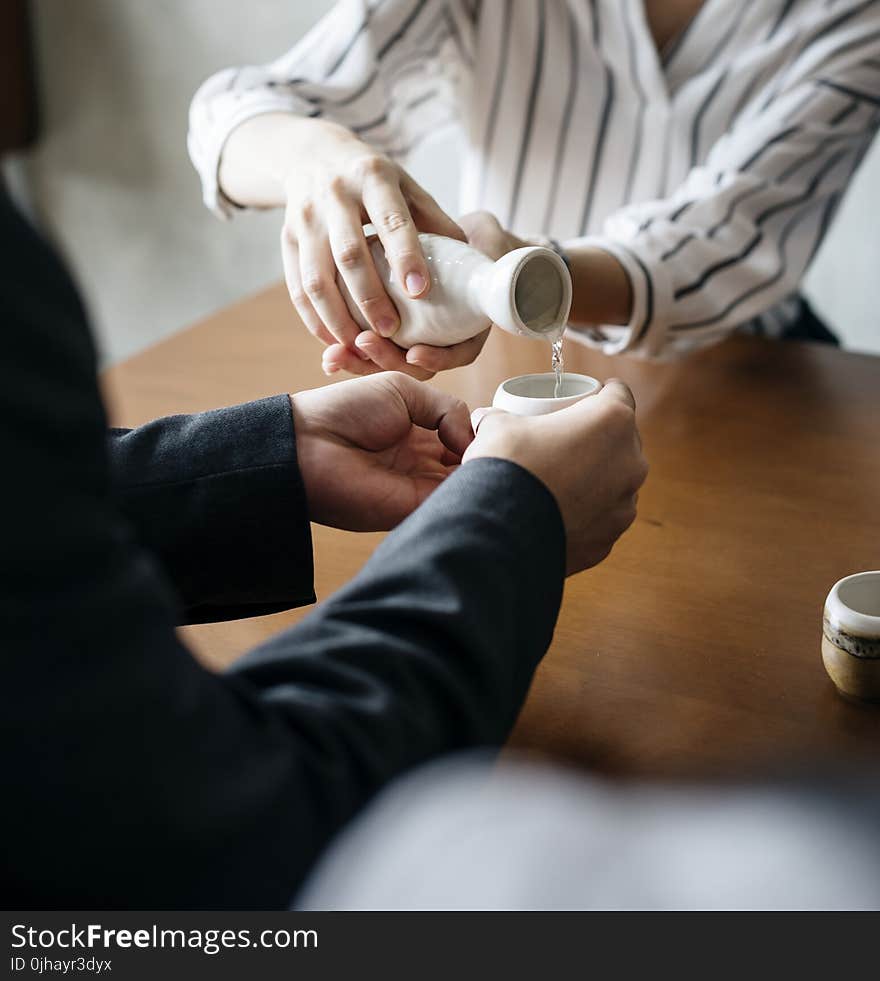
822 570 880 702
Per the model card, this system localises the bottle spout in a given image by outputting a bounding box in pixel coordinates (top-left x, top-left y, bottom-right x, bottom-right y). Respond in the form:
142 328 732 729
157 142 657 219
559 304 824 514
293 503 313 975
481 247 572 341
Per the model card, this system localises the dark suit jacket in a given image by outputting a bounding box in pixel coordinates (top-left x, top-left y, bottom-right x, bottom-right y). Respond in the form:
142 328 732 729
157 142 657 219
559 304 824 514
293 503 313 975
0 189 565 909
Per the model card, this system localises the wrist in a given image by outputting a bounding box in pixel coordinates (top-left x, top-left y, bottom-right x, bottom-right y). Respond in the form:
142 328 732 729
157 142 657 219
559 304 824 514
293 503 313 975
289 393 320 516
564 244 633 327
279 119 368 198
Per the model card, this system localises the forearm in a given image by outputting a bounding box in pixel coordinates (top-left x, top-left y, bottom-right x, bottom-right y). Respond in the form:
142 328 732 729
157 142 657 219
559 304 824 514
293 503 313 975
235 458 566 757
564 243 634 329
219 113 365 209
108 395 315 622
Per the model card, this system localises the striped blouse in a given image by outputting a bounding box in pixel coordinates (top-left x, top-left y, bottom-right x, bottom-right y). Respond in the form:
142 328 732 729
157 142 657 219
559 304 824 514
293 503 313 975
188 0 880 358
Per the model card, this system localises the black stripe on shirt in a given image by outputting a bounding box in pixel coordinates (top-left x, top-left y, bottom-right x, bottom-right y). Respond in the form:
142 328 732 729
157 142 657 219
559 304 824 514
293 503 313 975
653 106 833 240
738 124 800 169
691 3 748 76
776 126 860 182
477 0 513 206
670 187 841 332
706 181 769 237
767 0 802 42
797 25 880 84
377 0 431 60
780 84 821 123
806 188 842 265
661 233 697 261
443 7 473 68
665 171 801 263
817 77 880 106
724 59 784 132
579 2 615 234
673 145 851 301
757 0 880 113
542 2 579 230
350 88 439 135
661 3 704 68
289 0 432 111
508 0 547 227
617 244 655 346
830 95 861 123
621 0 647 204
675 228 764 301
690 68 730 167
726 3 874 129
669 197 697 222
325 0 382 77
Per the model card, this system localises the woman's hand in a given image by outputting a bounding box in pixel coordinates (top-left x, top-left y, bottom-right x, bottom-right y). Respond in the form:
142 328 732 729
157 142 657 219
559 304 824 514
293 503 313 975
280 120 465 373
323 210 529 379
291 372 474 531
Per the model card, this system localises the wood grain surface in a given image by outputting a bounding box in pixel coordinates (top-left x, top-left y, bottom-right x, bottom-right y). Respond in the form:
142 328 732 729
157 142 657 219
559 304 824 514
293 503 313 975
103 283 880 779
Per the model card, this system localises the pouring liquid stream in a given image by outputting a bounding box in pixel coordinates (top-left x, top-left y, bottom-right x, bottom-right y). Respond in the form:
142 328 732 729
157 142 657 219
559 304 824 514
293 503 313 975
551 336 565 398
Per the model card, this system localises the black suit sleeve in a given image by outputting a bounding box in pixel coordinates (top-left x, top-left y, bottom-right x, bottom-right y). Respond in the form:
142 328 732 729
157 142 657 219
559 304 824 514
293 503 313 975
2 192 565 910
108 398 315 623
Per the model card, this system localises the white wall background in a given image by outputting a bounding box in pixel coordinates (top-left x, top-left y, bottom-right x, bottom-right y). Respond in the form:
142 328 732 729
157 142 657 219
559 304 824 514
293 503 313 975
8 0 879 363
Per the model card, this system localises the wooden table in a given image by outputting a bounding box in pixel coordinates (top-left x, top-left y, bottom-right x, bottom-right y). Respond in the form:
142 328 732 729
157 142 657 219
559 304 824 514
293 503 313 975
103 284 880 780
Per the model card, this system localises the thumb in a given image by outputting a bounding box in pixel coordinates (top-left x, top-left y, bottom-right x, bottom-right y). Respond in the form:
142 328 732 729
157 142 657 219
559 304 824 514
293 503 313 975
384 373 474 455
593 377 636 411
470 405 511 434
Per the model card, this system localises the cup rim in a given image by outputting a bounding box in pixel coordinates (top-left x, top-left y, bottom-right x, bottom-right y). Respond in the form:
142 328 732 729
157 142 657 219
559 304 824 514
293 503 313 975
825 570 880 637
498 372 601 403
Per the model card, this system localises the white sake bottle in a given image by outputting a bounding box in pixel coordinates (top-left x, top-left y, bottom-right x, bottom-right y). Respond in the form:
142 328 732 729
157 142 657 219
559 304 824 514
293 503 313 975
340 232 572 348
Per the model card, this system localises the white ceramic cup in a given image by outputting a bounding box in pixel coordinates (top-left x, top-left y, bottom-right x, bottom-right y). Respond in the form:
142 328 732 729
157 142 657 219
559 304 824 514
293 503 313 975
491 372 601 417
822 570 880 702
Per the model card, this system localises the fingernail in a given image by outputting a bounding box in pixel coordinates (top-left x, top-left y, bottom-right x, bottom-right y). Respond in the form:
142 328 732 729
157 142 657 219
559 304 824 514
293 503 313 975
405 351 424 367
323 362 340 375
405 271 426 296
376 316 397 337
355 346 372 360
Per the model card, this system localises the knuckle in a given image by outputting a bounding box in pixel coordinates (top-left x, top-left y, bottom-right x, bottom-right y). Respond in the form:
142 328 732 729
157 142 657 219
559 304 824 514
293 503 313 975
625 460 648 496
386 370 413 390
302 274 330 299
590 543 614 567
378 210 412 235
297 199 317 227
624 477 643 499
326 174 348 198
281 223 297 247
355 153 392 180
413 350 439 372
466 210 497 233
387 246 421 268
358 293 394 315
335 241 364 269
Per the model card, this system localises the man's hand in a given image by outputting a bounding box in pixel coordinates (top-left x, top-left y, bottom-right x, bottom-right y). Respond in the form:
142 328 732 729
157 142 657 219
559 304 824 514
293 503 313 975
465 380 648 575
291 372 474 531
322 211 528 379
